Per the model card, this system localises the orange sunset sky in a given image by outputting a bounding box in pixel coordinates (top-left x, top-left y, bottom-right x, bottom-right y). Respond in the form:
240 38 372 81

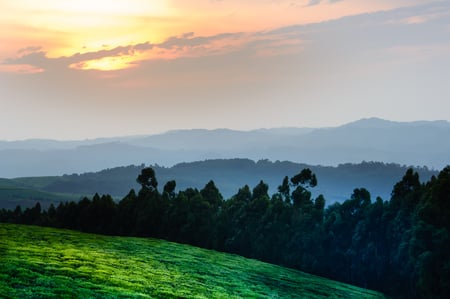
1 0 449 140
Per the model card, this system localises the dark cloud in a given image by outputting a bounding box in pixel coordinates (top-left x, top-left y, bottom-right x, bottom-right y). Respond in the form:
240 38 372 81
17 46 42 54
2 32 244 71
2 42 155 71
3 51 60 70
158 32 242 49
306 0 321 6
305 0 343 7
70 42 154 61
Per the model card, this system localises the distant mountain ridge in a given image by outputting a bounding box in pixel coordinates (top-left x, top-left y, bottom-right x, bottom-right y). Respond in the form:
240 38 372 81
0 118 449 178
343 118 450 128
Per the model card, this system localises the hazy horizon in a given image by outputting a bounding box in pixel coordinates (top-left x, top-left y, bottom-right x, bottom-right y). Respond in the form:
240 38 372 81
0 116 449 142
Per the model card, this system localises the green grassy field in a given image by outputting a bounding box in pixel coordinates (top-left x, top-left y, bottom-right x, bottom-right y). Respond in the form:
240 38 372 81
0 223 386 298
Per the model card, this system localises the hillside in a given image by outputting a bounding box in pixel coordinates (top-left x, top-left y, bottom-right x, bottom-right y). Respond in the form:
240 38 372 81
3 160 437 209
0 178 82 210
0 223 385 298
0 118 449 178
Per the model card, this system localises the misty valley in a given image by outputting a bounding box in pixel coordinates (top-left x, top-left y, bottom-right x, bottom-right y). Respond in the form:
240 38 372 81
1 120 449 298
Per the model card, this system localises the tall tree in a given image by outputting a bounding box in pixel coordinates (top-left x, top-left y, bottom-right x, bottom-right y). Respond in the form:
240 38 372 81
136 167 158 191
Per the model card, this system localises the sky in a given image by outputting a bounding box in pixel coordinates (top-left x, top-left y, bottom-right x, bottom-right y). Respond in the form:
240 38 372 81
1 0 449 140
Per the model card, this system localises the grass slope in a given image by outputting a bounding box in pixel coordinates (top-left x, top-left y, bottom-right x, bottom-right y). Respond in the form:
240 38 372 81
0 224 385 298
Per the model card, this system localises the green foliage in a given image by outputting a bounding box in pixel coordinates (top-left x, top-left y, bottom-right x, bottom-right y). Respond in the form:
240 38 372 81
136 167 158 191
163 180 176 199
291 168 317 188
0 223 385 299
278 176 291 203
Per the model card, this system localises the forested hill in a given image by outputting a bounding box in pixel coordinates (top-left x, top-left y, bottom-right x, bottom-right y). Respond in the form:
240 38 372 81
2 166 449 298
6 160 437 207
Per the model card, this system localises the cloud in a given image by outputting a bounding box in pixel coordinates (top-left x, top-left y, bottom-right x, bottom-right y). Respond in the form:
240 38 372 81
306 0 321 6
17 46 42 55
158 32 243 49
305 0 343 7
2 0 449 74
71 42 154 60
2 42 154 72
1 32 249 72
3 51 58 70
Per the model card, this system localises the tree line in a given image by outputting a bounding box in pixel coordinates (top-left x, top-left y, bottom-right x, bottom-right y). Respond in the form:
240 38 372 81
1 166 449 299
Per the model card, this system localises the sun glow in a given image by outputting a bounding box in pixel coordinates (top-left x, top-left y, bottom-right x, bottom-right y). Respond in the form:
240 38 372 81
11 0 171 16
1 0 174 65
1 0 427 73
70 55 139 71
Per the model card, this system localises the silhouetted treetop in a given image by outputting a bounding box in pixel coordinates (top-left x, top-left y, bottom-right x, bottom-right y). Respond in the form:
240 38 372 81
137 167 158 191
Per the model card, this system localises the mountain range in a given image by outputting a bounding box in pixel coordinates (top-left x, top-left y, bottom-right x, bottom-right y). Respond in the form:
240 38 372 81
0 118 449 178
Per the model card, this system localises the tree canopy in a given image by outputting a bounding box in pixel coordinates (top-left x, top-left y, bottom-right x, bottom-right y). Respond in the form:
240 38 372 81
1 166 449 299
